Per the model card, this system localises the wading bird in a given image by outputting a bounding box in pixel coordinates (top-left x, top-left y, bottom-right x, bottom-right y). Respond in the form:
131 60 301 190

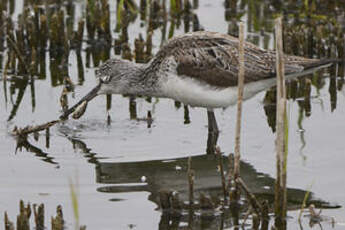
61 31 333 154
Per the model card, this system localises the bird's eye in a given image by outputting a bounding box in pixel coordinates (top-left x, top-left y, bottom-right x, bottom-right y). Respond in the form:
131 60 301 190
100 75 111 83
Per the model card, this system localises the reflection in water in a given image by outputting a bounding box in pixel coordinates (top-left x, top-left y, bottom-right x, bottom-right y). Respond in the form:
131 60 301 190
262 63 342 160
15 138 58 166
9 119 341 229
62 138 335 229
297 105 307 164
7 78 29 121
94 154 320 207
183 104 191 124
69 137 106 165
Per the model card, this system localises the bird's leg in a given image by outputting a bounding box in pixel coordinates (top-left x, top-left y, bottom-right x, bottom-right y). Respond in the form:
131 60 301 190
206 109 219 155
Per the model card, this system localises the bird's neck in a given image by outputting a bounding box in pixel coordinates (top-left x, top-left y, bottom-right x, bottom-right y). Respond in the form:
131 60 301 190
121 62 160 96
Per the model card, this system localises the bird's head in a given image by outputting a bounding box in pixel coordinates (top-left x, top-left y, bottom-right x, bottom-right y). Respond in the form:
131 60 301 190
60 58 145 120
95 58 135 95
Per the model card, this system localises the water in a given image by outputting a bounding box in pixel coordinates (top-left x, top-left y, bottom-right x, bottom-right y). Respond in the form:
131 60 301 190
0 0 345 229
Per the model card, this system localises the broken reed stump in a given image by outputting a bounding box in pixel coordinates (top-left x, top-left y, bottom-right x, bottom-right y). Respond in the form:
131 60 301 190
4 201 83 230
187 156 195 228
261 200 270 230
16 200 30 230
274 16 288 227
252 213 260 230
187 156 194 209
60 87 69 113
227 153 234 198
4 211 14 230
33 203 45 230
215 147 227 203
51 205 64 230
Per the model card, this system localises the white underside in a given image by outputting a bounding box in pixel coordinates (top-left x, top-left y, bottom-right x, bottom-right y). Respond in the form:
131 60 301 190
160 63 331 109
160 73 267 109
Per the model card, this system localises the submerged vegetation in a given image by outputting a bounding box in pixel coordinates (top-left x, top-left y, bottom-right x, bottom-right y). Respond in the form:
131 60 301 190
1 0 344 229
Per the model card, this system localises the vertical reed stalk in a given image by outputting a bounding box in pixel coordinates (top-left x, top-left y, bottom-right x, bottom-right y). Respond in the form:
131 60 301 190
234 22 244 179
116 0 125 32
170 0 176 13
274 16 287 227
140 0 147 20
232 22 245 201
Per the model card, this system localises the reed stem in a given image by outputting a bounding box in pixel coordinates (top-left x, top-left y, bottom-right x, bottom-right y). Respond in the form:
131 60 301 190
274 16 288 227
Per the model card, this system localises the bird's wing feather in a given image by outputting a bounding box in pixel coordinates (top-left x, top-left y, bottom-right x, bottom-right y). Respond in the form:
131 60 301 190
150 31 320 88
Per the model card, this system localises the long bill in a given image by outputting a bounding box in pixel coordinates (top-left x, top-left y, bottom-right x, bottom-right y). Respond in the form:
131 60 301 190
60 83 101 120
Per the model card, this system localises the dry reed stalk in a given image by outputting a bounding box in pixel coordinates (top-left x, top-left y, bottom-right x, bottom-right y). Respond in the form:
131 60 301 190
274 16 288 223
234 22 244 179
215 147 227 203
230 21 245 202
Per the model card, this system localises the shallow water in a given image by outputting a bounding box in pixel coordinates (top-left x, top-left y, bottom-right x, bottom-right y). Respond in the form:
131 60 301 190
0 0 345 229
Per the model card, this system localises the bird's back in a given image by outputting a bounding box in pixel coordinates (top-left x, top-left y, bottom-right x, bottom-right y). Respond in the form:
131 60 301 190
148 31 331 88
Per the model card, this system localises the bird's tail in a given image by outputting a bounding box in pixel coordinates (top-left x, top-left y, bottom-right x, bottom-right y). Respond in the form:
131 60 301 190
286 58 341 79
303 58 342 70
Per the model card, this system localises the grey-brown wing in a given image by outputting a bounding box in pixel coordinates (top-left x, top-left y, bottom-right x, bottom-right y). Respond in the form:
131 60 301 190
171 40 312 88
151 31 319 88
173 44 277 87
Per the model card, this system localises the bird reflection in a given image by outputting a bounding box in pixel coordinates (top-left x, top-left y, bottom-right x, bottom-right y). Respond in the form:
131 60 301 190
94 154 321 206
91 147 334 229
